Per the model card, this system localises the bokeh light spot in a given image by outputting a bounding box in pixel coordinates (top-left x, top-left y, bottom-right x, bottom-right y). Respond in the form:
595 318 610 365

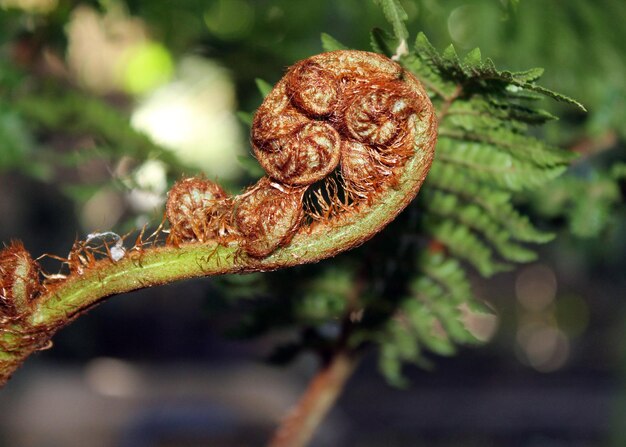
126 160 168 213
84 357 142 398
515 264 557 312
81 188 124 231
204 0 254 41
517 324 570 373
121 42 174 96
447 5 480 49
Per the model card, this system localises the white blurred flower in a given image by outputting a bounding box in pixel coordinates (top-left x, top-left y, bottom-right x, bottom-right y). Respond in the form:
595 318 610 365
126 160 168 213
131 56 244 179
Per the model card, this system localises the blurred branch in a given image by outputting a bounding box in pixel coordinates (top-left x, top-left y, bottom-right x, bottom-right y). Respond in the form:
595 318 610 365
268 348 360 447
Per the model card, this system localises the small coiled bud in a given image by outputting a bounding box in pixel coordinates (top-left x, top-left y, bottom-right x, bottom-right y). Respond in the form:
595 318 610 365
166 177 231 244
257 122 342 186
287 61 339 117
0 241 41 317
341 81 416 146
233 179 305 258
251 82 309 154
340 140 393 199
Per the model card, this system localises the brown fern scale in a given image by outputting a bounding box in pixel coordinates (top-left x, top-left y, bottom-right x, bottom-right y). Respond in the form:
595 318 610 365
166 50 437 257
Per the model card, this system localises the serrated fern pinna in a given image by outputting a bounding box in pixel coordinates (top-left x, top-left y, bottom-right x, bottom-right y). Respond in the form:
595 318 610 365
373 33 583 385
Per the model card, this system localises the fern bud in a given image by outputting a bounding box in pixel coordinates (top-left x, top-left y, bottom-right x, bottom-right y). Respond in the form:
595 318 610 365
233 178 305 258
257 121 342 186
0 241 41 317
286 60 339 117
166 177 231 244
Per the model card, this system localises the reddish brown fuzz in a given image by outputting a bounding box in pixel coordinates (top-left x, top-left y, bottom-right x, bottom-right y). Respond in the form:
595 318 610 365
166 50 436 257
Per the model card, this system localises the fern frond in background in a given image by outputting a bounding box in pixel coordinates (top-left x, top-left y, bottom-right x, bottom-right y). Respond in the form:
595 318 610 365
364 29 584 384
406 0 626 243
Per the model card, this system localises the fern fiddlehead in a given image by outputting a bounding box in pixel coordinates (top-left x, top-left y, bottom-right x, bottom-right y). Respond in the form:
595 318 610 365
167 50 437 260
0 50 437 384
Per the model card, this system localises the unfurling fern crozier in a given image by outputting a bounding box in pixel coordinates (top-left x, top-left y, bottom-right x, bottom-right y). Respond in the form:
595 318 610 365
0 50 436 386
167 50 438 261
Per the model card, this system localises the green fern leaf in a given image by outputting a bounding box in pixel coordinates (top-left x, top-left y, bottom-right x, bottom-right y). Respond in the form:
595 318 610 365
370 27 400 57
435 139 568 191
373 0 409 41
371 32 584 385
530 171 622 238
417 253 471 305
424 217 512 277
321 33 348 52
412 262 478 344
376 249 494 385
424 165 554 243
379 342 410 388
403 299 457 356
510 67 545 83
423 190 538 263
462 47 482 69
411 32 585 111
255 78 273 98
439 127 576 167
